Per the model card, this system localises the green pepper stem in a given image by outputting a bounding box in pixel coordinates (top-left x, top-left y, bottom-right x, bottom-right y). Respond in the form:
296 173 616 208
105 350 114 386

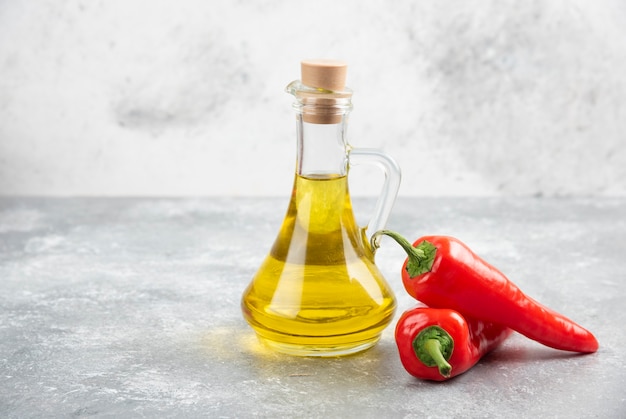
423 339 453 378
413 325 454 378
371 230 437 277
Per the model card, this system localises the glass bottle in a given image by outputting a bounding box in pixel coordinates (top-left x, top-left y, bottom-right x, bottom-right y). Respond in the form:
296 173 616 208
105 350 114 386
241 60 401 356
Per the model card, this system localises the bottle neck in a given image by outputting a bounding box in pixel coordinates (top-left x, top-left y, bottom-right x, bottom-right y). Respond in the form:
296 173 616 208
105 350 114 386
287 80 353 178
296 115 349 178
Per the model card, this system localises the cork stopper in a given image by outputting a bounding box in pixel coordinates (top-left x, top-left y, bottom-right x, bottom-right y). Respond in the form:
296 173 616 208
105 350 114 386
297 59 351 124
301 59 347 91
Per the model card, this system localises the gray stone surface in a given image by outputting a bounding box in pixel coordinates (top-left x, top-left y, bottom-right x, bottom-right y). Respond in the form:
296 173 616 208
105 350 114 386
1 197 624 418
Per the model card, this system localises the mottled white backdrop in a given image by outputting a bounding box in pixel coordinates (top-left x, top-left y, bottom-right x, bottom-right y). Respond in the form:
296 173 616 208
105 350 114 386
1 0 625 197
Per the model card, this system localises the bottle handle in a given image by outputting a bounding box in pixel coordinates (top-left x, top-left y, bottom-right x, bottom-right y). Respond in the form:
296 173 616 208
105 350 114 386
348 148 401 250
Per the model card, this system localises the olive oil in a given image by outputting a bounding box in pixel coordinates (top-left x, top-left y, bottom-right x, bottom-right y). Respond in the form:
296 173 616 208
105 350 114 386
241 174 396 356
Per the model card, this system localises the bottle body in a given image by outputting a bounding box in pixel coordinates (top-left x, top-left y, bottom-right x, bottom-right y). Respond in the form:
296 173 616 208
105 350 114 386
241 173 396 356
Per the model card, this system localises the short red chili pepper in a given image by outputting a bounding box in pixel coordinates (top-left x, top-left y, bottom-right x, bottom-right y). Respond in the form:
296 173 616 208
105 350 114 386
396 306 512 381
374 231 599 353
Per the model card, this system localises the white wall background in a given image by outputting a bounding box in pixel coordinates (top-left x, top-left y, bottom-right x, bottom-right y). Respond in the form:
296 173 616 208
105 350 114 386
1 0 625 197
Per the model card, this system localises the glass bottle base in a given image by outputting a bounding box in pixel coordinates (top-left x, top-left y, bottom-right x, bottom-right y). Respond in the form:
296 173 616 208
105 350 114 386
255 334 381 357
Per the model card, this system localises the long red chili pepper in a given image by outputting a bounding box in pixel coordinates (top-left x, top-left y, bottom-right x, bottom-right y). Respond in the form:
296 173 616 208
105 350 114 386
396 306 512 381
374 231 599 353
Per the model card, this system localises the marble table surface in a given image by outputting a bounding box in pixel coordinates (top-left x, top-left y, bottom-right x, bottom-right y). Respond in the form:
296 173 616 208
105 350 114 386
1 196 624 418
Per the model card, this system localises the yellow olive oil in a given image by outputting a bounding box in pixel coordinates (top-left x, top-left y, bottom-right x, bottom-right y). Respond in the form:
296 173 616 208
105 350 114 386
241 174 396 356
